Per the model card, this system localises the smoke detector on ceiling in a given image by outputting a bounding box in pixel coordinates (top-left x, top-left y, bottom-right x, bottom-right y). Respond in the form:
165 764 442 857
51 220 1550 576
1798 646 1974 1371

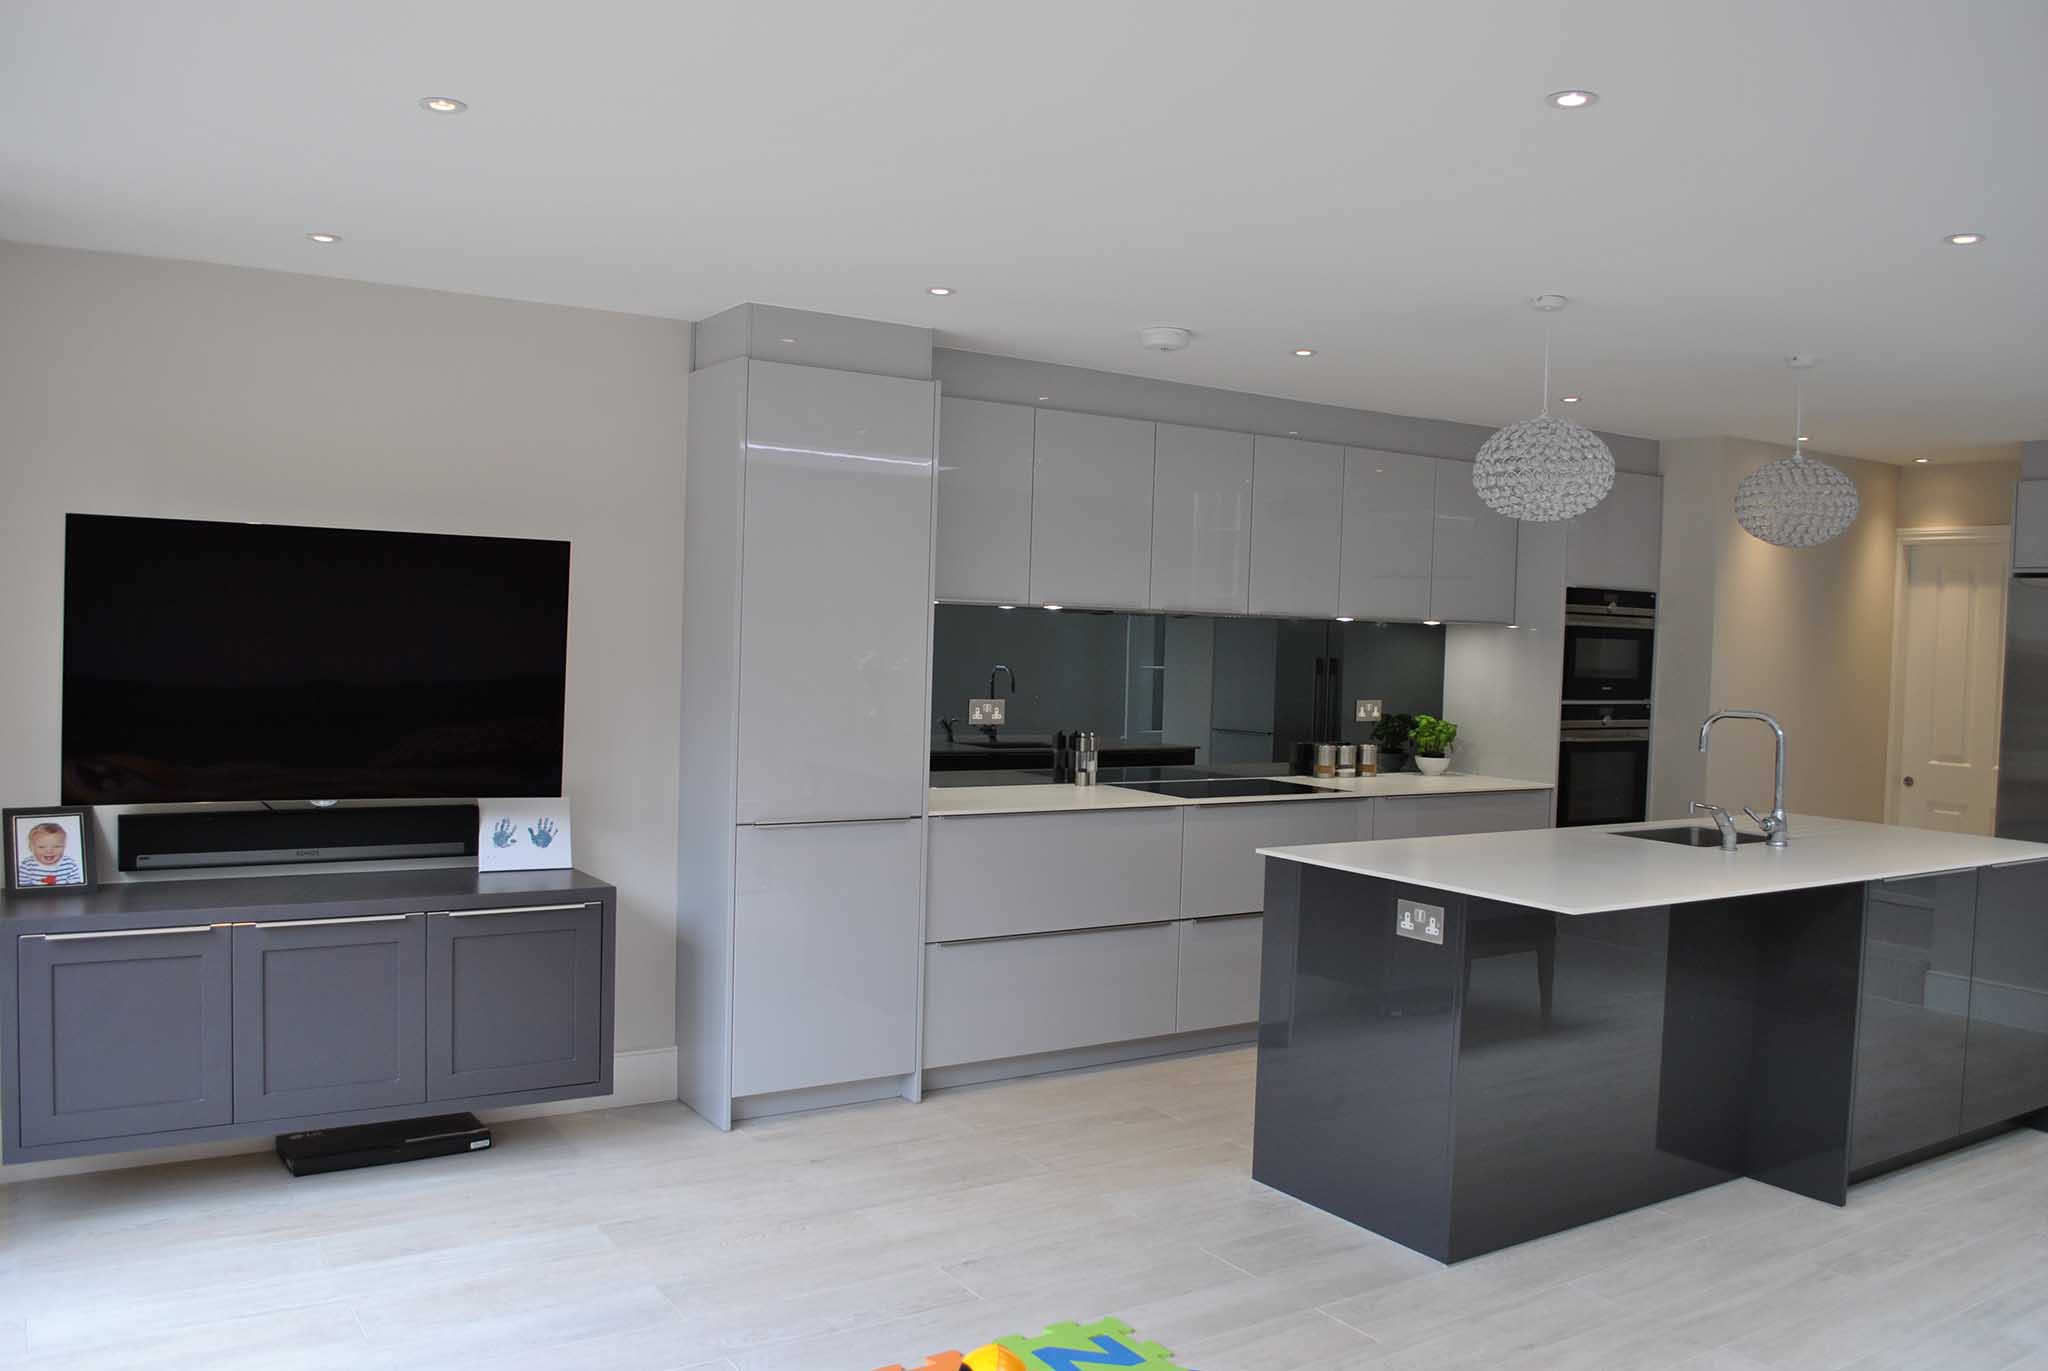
1138 326 1194 352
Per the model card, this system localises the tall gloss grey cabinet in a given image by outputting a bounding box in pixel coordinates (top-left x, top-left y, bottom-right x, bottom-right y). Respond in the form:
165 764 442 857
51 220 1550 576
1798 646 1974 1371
679 307 940 1130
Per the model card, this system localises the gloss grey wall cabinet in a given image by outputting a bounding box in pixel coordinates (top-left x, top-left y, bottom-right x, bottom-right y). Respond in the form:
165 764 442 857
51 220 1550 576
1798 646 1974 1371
935 397 1034 604
1565 470 1663 591
4 868 617 1164
1029 409 1156 609
1428 457 1519 623
735 361 938 824
1339 448 1437 621
731 819 924 1098
1150 424 1253 613
1250 436 1344 617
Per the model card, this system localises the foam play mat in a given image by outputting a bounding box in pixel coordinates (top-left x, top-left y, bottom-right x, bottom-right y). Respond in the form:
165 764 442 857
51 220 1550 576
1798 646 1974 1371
876 1318 1188 1371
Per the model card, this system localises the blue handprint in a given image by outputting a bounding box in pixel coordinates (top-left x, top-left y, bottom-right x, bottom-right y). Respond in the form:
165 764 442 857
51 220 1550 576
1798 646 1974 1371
490 817 519 849
528 817 557 848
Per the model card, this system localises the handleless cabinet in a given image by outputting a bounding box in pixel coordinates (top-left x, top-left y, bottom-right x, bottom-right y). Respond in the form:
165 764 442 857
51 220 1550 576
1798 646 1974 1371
1250 436 1344 617
1961 860 2048 1132
1150 423 1253 613
1180 799 1371 918
1373 790 1551 839
734 361 937 824
234 914 426 1121
936 397 1034 604
732 820 923 1097
1339 448 1436 620
927 807 1183 942
1428 458 1519 623
1029 409 1155 610
1176 914 1265 1032
1852 873 1976 1172
924 922 1181 1069
427 903 605 1100
2014 481 2048 572
14 925 234 1147
1566 470 1663 591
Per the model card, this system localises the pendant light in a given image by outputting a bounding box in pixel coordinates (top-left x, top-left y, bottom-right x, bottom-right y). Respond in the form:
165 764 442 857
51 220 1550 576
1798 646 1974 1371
1472 295 1615 522
1734 356 1860 548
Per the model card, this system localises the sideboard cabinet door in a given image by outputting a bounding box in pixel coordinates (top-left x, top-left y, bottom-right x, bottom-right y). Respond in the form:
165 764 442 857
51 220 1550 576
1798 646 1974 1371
426 904 605 1099
15 925 233 1147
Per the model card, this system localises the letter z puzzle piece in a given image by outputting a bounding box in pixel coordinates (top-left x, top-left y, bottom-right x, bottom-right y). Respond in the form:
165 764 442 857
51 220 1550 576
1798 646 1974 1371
995 1318 1186 1371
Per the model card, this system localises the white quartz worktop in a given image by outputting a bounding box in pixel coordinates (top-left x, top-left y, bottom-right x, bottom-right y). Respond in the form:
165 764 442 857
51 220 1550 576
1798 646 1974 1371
1260 815 2048 916
929 773 1551 818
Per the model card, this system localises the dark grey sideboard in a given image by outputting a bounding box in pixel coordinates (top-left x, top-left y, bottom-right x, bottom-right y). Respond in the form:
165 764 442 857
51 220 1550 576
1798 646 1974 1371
3 867 615 1164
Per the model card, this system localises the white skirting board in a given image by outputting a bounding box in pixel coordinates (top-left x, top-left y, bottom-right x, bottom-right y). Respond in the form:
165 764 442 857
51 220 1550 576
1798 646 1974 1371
0 1045 681 1185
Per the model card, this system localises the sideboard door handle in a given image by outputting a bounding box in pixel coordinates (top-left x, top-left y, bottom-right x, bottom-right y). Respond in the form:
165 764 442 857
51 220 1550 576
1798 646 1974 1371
37 924 219 942
244 914 416 929
437 902 595 918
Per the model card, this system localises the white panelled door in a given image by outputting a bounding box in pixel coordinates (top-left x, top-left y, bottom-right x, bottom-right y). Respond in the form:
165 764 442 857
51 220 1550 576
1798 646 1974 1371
1891 534 2009 833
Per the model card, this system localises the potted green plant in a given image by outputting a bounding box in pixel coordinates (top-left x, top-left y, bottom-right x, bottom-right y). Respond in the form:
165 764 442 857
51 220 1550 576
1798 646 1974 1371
1370 712 1416 772
1411 714 1459 775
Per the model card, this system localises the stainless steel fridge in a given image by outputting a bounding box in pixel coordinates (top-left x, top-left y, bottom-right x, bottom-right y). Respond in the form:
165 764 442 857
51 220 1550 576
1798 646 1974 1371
1995 574 2048 841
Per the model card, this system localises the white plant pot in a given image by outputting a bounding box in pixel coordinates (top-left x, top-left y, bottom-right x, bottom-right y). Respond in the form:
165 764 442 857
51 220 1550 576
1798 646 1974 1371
1416 755 1452 776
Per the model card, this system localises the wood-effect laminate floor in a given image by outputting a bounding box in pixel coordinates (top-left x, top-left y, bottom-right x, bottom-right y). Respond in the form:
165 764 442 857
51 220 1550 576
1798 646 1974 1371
2 1045 2047 1370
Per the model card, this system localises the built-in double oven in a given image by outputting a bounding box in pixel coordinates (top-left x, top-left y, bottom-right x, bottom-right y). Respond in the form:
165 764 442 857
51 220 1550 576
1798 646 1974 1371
1557 588 1655 827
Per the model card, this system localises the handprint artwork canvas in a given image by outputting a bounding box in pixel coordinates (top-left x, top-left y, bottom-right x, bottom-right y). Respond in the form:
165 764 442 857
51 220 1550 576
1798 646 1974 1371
477 798 574 872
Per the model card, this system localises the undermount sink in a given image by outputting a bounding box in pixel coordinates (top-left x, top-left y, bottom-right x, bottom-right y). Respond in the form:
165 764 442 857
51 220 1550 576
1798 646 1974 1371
1613 825 1766 848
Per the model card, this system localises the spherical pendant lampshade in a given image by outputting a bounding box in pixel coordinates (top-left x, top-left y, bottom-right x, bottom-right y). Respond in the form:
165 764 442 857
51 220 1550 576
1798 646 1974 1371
1473 415 1616 522
1735 453 1860 548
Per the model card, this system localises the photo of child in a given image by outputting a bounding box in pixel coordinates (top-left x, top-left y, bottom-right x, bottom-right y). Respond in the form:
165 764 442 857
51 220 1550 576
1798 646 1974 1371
5 809 95 896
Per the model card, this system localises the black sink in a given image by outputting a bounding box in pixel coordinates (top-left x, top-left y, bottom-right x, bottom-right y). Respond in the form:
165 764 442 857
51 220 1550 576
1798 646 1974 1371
1613 825 1766 848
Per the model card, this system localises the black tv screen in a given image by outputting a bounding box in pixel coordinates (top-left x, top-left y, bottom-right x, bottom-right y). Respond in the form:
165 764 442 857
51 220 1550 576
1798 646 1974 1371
62 515 570 805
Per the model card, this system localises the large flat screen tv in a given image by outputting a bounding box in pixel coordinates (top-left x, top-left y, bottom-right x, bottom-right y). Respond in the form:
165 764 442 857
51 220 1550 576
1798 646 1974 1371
63 514 570 805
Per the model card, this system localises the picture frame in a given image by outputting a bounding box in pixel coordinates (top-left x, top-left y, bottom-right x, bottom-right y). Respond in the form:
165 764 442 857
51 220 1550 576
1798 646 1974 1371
477 798 573 874
4 806 99 897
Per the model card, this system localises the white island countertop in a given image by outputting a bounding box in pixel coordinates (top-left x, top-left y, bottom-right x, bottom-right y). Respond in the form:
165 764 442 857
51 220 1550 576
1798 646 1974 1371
1260 815 2048 916
929 773 1551 818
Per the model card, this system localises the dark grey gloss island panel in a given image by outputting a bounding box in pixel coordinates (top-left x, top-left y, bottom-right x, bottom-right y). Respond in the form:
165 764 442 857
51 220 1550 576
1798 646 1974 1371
1253 858 2048 1263
3 867 615 1165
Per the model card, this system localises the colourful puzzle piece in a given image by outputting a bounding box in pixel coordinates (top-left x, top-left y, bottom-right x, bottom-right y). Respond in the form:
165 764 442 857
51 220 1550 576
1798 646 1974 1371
873 1353 964 1371
996 1318 1186 1371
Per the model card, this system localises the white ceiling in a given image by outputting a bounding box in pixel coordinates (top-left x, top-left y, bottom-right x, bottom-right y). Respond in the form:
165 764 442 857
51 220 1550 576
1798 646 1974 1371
3 1 2043 463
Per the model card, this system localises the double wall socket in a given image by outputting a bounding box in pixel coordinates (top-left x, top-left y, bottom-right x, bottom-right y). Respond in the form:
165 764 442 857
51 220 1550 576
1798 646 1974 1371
1356 698 1384 724
967 698 1006 727
1396 898 1445 945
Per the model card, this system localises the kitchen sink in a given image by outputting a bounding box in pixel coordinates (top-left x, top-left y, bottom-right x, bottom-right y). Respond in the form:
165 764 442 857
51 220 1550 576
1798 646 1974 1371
1613 825 1766 848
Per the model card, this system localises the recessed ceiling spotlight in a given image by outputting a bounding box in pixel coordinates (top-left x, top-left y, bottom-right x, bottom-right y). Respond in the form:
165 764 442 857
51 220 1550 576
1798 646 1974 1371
778 337 797 344
1335 616 1355 623
1560 395 1581 404
1944 232 1985 246
1423 619 1443 627
305 232 341 243
418 96 467 114
1797 435 1810 443
1914 457 1932 464
926 286 954 296
1293 348 1316 357
1043 604 1063 611
1546 89 1598 109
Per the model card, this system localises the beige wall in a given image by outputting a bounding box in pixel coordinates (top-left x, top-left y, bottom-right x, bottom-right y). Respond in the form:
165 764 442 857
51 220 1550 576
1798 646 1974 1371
0 242 690 1066
1651 438 1902 822
1898 460 2019 529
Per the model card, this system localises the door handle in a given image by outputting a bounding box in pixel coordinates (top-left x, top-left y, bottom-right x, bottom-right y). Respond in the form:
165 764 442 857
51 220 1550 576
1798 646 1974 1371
37 924 218 942
1903 776 1915 787
437 902 594 918
244 914 415 929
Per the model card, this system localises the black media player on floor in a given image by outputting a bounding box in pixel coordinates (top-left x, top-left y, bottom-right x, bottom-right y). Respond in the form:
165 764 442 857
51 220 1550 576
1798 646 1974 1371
275 1112 492 1177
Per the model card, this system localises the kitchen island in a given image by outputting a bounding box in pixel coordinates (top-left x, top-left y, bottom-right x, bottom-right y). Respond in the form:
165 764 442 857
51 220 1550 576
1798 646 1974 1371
1253 816 2048 1262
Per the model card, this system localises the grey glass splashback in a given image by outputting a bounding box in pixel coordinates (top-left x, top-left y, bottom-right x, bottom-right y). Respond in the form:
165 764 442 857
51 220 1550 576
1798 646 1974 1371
931 604 1445 767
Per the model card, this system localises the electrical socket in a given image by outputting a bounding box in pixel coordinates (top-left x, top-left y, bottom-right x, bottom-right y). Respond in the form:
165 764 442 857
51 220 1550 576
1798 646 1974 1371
1356 698 1384 724
967 698 1006 727
1396 898 1445 945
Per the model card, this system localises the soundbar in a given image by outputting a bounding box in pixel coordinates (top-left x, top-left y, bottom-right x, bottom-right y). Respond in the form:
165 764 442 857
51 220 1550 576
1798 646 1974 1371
118 804 479 872
277 1113 492 1177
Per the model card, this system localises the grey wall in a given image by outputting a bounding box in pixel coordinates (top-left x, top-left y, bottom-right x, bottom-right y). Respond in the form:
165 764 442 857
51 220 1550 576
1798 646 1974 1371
935 348 1663 474
0 241 690 1074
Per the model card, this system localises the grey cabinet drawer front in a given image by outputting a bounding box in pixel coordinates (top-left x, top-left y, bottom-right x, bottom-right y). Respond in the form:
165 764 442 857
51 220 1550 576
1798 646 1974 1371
924 923 1180 1069
427 904 604 1100
234 916 427 1121
16 926 234 1147
1180 800 1369 918
927 808 1183 941
1177 914 1264 1032
1372 790 1552 839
